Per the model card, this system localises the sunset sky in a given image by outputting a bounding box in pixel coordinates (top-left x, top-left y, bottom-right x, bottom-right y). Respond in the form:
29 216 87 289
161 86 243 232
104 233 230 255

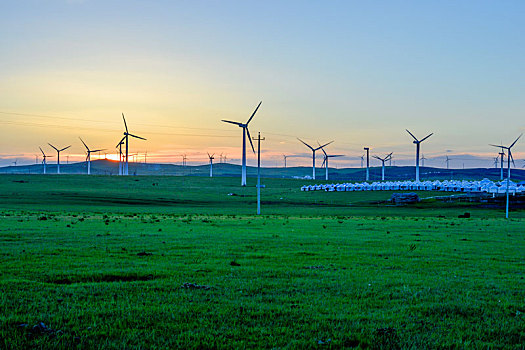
1 0 524 168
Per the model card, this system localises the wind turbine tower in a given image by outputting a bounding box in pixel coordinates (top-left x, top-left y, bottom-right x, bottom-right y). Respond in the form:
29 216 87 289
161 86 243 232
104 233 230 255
121 113 146 176
421 154 427 167
363 147 370 181
221 101 262 186
373 152 393 181
208 153 214 177
298 138 333 180
406 129 433 182
79 137 105 175
445 155 450 170
48 143 71 174
490 134 522 219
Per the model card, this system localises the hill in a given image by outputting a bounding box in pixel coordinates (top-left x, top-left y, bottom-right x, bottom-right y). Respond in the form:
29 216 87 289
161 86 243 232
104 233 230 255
1 159 524 181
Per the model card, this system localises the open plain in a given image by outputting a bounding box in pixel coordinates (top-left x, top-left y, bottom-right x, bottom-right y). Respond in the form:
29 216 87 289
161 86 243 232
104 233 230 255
0 175 524 349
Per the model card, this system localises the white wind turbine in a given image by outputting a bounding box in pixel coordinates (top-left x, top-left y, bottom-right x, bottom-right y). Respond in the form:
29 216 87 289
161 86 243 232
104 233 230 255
297 138 333 180
208 153 215 177
116 136 125 176
79 137 105 175
121 113 146 176
406 129 433 182
48 143 71 174
221 101 262 186
373 152 393 181
490 134 522 219
39 147 51 174
445 155 451 170
319 143 343 181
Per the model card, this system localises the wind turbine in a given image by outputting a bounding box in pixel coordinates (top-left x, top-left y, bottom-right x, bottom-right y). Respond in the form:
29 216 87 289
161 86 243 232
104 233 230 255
319 143 343 181
421 154 427 167
406 129 433 182
116 136 125 176
12 159 17 167
48 143 71 174
360 154 364 168
445 155 451 170
39 147 51 174
493 156 499 168
283 154 299 168
297 138 333 180
208 153 214 177
490 134 522 218
373 152 393 181
79 137 105 175
221 101 262 186
121 113 146 176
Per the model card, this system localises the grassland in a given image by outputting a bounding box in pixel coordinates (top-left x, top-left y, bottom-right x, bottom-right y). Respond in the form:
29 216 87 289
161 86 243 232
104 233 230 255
0 175 524 349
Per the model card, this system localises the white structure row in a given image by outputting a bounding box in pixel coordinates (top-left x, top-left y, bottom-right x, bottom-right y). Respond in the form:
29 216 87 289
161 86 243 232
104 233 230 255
301 179 525 195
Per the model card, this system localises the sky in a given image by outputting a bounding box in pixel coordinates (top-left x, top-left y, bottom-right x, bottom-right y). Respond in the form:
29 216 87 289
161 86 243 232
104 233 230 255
1 0 524 169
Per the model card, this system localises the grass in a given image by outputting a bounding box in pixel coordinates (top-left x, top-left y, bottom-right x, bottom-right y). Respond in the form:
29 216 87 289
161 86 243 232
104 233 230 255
0 175 524 348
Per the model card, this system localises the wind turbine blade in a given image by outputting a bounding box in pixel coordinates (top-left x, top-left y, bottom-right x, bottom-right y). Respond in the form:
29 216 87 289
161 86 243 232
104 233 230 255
221 120 243 126
372 155 381 160
297 138 314 151
207 152 211 158
91 149 105 153
39 147 45 156
246 127 255 153
116 136 126 148
321 158 326 168
316 140 334 150
420 133 433 142
128 134 147 140
246 101 262 125
509 150 515 167
122 113 128 133
405 129 418 141
317 142 328 157
489 144 505 148
329 155 344 158
60 145 71 152
79 137 89 150
509 134 522 149
48 143 58 151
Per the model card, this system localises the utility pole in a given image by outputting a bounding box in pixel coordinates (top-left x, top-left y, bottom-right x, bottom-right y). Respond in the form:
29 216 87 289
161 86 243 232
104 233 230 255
364 147 370 181
253 132 265 215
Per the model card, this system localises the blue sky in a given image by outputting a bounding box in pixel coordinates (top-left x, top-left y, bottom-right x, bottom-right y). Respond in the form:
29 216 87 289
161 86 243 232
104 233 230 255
1 0 524 168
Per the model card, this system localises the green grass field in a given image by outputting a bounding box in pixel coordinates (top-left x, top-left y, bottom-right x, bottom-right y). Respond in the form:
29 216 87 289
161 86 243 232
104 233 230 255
0 175 524 349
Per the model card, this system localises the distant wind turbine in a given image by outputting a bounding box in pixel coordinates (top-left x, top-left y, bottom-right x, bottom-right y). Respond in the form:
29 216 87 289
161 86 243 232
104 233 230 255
116 137 125 176
222 101 262 186
319 143 343 181
297 138 333 180
208 153 214 177
490 134 522 219
39 147 51 174
121 113 146 176
406 129 433 182
373 152 393 181
79 137 105 175
421 154 427 167
48 143 71 174
445 155 451 170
